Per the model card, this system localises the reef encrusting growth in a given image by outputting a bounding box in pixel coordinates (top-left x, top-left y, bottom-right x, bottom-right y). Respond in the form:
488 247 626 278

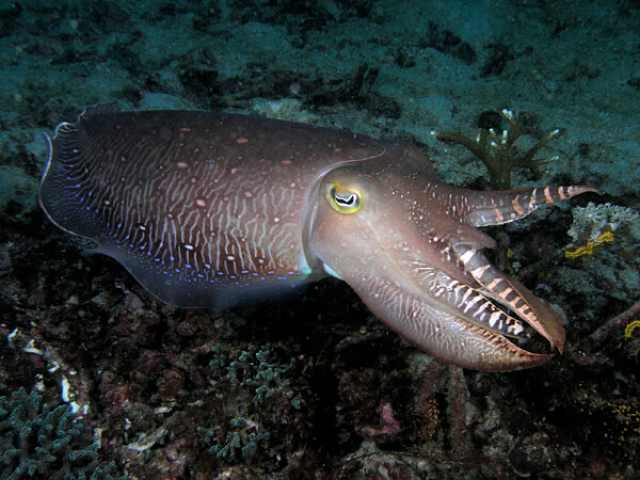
0 387 125 480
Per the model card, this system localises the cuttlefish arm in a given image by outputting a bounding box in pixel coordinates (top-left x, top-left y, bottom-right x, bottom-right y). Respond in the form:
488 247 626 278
307 157 597 371
445 184 598 353
437 184 600 227
436 184 598 352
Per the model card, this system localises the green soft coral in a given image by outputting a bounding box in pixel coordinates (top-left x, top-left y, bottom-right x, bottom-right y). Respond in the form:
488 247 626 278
0 388 125 480
435 108 562 189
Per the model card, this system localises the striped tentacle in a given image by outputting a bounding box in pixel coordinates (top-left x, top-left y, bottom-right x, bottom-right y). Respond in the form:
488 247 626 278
427 273 527 338
464 185 599 227
451 242 558 347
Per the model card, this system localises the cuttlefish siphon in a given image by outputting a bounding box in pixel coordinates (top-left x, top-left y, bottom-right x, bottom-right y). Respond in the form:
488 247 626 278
39 106 597 372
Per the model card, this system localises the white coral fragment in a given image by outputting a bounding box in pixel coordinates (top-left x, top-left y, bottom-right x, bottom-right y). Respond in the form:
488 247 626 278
567 202 640 244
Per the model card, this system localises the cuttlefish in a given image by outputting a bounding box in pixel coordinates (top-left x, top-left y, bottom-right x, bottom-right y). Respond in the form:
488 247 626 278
39 106 596 372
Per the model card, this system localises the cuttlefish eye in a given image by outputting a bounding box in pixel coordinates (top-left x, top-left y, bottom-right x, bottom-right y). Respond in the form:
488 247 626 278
327 183 362 214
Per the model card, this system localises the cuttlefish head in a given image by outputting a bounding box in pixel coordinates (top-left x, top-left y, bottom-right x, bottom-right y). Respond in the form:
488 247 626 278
306 154 597 372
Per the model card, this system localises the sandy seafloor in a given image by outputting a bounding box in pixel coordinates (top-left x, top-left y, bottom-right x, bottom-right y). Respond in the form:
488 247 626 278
0 1 639 479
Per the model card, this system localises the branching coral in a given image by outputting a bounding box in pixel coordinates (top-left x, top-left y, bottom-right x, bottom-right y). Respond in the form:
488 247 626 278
203 417 271 464
209 344 294 405
435 108 562 189
202 344 299 465
0 388 125 480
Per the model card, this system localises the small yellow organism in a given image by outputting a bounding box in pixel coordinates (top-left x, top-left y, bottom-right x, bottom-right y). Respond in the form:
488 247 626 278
564 229 615 259
624 320 640 339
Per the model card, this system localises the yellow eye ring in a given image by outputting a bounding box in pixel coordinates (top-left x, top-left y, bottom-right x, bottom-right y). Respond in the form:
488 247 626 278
327 183 362 214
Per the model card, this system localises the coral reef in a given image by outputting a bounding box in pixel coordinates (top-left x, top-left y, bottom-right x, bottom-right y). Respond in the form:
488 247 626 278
555 202 640 308
0 387 124 480
435 108 562 189
564 230 615 259
567 202 640 247
204 417 271 464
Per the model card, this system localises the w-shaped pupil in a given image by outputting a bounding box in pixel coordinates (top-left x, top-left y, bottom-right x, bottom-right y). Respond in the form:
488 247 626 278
336 192 356 206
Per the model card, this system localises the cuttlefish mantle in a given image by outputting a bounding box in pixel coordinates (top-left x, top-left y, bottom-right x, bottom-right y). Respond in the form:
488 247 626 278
39 107 598 372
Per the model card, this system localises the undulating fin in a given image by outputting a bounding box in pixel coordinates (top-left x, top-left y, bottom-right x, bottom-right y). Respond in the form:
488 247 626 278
40 121 105 239
96 240 311 310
